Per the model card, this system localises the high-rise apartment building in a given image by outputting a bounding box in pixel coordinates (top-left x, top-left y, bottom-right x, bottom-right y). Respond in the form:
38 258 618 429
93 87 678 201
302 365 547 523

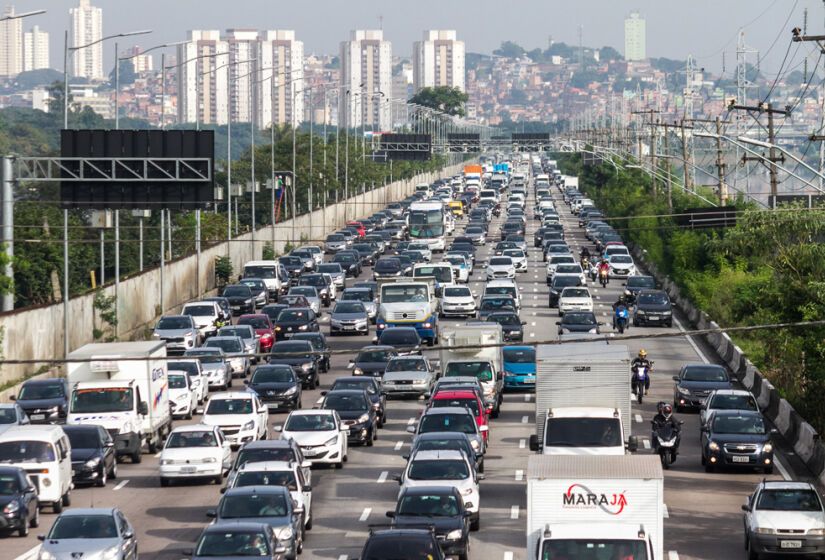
0 6 23 77
624 12 646 61
412 30 465 93
23 25 49 72
70 0 104 80
339 30 392 130
258 30 304 128
177 30 230 125
123 46 152 73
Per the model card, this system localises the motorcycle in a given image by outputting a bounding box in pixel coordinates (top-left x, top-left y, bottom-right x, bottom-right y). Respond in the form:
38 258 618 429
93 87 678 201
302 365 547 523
631 362 652 404
614 306 629 333
599 267 609 287
581 256 590 269
653 421 683 469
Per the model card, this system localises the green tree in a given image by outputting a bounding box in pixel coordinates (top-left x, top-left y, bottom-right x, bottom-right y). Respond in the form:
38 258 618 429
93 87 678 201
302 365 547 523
493 41 525 59
108 59 138 87
408 86 469 117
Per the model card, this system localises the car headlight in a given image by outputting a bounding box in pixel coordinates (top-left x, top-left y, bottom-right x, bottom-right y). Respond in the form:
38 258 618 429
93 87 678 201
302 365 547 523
176 393 189 402
330 319 342 326
357 413 370 424
808 528 825 535
755 527 777 535
446 529 463 540
301 362 313 371
353 367 363 376
324 435 339 447
242 420 256 431
245 299 253 304
38 550 57 560
763 443 773 453
282 386 298 396
412 379 427 385
561 328 570 334
470 439 480 451
663 310 672 315
184 332 193 340
3 500 19 514
588 328 598 334
84 456 102 468
461 487 473 495
191 378 201 387
298 325 309 331
677 386 690 395
277 526 294 541
201 456 217 463
160 458 173 465
101 545 120 560
636 309 646 315
708 441 720 451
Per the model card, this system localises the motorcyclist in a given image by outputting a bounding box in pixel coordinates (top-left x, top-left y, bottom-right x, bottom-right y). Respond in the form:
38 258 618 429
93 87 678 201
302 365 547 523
579 246 591 261
612 296 629 329
631 350 652 395
598 258 610 285
651 402 681 453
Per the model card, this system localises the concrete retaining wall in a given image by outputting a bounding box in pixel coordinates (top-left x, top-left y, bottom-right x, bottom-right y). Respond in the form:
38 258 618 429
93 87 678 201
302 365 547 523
0 163 467 393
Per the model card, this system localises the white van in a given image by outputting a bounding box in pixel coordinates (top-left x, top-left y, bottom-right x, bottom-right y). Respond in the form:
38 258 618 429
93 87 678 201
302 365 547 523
0 425 72 512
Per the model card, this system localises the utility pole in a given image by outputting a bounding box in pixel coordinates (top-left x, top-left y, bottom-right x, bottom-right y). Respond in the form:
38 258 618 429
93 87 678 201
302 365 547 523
663 125 672 213
633 109 661 197
793 27 825 190
728 101 789 199
715 116 728 206
680 119 692 193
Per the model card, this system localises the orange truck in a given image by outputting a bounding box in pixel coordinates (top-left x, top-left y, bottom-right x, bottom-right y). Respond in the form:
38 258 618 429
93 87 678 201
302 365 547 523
464 165 483 183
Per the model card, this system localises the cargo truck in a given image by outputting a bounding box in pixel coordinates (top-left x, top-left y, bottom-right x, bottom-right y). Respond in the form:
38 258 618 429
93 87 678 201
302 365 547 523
439 324 504 417
526 455 664 560
375 279 439 345
66 341 172 463
464 165 483 183
529 342 638 455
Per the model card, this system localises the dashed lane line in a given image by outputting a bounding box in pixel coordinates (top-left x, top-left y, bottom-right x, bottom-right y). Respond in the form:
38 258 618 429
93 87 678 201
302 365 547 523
635 414 643 423
510 505 520 519
521 415 529 424
519 439 526 449
113 479 129 491
394 441 403 451
515 469 524 481
377 471 388 483
359 507 371 522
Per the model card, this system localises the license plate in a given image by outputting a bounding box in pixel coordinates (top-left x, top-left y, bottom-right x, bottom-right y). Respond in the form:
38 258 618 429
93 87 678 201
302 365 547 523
303 449 319 457
731 455 750 463
31 414 45 420
284 332 293 338
231 306 240 310
648 315 659 319
523 378 536 383
343 325 355 330
781 541 802 549
180 466 197 473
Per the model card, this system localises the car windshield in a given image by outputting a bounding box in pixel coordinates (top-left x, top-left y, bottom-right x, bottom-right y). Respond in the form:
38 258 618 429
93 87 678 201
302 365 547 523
357 350 392 363
756 489 822 511
542 540 647 559
71 387 133 413
562 288 589 298
223 286 251 297
184 305 216 317
277 310 310 322
432 397 480 416
503 250 525 259
553 276 581 288
219 493 288 519
244 266 277 279
206 398 253 415
414 267 452 282
489 257 512 266
445 361 492 381
220 327 254 339
333 380 377 394
326 234 344 242
318 264 342 274
682 366 729 382
195 531 271 556
386 358 427 372
290 287 316 297
628 276 656 289
206 339 243 353
48 515 117 539
545 418 623 447
334 302 365 314
485 286 515 297
285 413 337 431
157 317 192 329
710 394 757 411
380 331 419 346
18 383 63 400
563 313 597 326
234 449 294 470
611 255 633 264
444 257 465 266
169 374 188 389
408 459 469 480
489 313 521 326
270 344 312 360
238 317 270 330
341 290 371 302
381 285 428 303
324 394 367 411
0 441 55 463
280 256 302 266
236 470 296 491
375 259 401 272
711 415 766 435
503 348 535 363
0 408 17 424
419 413 476 434
251 367 294 384
480 298 514 310
550 256 575 264
556 265 582 274
186 351 222 364
638 293 669 305
166 430 218 448
444 286 471 297
282 296 308 307
240 280 265 291
398 494 460 517
364 537 438 557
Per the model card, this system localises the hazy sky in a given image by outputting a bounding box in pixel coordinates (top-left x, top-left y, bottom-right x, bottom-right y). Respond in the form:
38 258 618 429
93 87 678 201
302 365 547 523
26 0 820 78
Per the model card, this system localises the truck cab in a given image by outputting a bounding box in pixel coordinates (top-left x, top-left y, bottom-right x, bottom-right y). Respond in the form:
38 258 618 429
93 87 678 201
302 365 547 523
376 280 439 346
529 407 637 455
535 524 654 560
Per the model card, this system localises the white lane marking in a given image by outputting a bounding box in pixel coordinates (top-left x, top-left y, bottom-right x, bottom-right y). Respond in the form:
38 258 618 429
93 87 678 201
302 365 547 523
407 417 416 425
673 316 709 364
532 311 537 316
377 471 388 483
533 288 538 292
394 440 403 451
524 394 531 402
515 469 524 481
154 451 162 458
339 555 348 560
519 438 526 449
643 439 651 449
510 505 520 519
663 503 669 518
775 456 792 481
635 414 643 423
668 552 680 560
521 415 529 424
359 507 372 522
533 295 537 300
13 545 41 560
504 553 514 560
113 479 129 491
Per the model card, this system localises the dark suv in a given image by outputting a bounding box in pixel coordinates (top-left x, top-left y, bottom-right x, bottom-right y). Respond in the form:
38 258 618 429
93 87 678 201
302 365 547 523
358 528 445 560
12 378 69 424
633 289 673 327
386 487 471 559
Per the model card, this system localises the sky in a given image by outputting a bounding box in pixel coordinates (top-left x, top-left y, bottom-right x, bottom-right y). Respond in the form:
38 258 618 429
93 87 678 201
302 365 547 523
23 0 822 79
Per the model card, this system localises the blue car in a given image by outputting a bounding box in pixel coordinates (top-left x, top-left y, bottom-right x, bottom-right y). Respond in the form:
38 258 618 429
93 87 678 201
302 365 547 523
502 346 536 390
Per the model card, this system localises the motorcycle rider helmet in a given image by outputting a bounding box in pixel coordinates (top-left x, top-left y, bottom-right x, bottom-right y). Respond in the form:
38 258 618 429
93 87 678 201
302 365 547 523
657 401 667 415
661 403 674 420
638 349 647 358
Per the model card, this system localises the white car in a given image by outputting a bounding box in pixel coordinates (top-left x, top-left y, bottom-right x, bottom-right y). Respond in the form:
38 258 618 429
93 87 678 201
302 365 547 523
487 256 516 280
545 254 577 282
407 242 433 262
168 372 196 419
276 409 348 468
699 389 759 429
483 279 521 311
502 248 528 272
168 359 208 405
554 263 587 285
302 245 324 267
558 286 594 316
395 449 483 530
382 356 437 397
440 284 477 318
201 391 269 448
442 255 470 283
159 424 232 486
608 254 637 278
230 460 313 530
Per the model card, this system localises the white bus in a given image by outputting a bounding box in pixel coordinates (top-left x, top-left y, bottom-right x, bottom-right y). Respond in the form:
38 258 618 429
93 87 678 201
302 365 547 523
408 201 447 252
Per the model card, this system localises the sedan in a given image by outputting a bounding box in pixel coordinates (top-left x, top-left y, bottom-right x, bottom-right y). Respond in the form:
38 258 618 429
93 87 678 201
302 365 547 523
328 376 386 427
502 248 528 272
288 287 321 315
167 372 195 419
464 226 486 245
152 315 201 354
608 254 636 277
382 356 437 398
296 274 332 307
377 327 423 355
557 311 600 336
321 390 377 446
387 486 471 558
701 410 775 474
699 389 759 429
0 466 38 537
623 275 656 304
329 301 370 336
486 256 516 280
273 308 319 340
478 296 517 321
673 364 731 411
38 508 138 560
277 409 349 468
240 278 269 307
350 345 398 377
554 263 587 285
184 348 231 390
269 340 320 389
486 311 525 342
189 522 281 560
440 284 477 318
245 365 302 412
279 255 305 277
634 289 673 327
558 286 594 316
222 284 256 315
442 255 470 283
159 425 232 486
291 332 331 373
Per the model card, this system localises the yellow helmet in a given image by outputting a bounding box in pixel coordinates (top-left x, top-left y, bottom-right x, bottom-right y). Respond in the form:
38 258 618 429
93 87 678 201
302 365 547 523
639 349 647 357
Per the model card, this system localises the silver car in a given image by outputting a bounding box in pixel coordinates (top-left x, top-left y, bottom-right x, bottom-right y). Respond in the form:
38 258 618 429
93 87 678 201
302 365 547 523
288 286 322 315
381 356 436 397
184 348 231 390
339 288 377 322
318 263 346 290
204 336 250 378
325 233 349 253
37 507 138 560
239 278 268 307
0 403 30 435
218 324 260 364
152 314 201 353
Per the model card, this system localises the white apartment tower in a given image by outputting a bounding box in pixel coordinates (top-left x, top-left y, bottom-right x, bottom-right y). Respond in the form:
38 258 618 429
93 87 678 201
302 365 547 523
0 6 22 77
225 29 259 123
23 25 49 72
258 30 304 128
413 30 465 93
624 12 646 61
339 30 392 130
177 30 230 125
70 0 104 80
123 46 152 73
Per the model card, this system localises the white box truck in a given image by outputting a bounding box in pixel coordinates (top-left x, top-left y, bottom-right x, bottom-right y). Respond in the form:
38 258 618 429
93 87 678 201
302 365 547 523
529 342 637 455
439 324 504 417
527 455 664 560
562 176 579 189
66 341 172 463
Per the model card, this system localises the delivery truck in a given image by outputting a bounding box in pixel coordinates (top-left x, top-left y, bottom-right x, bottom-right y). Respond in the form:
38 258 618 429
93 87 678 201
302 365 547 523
66 341 172 463
464 164 483 183
526 455 664 560
529 342 637 455
439 324 504 417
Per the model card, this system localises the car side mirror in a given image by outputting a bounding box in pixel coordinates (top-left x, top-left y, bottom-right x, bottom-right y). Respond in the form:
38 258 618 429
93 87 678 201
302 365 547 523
741 504 751 512
770 428 779 435
386 511 396 518
25 486 36 494
105 441 115 448
138 401 149 416
391 474 402 484
220 487 227 494
700 426 709 432
555 321 561 325
406 425 416 433
37 534 46 541
9 395 15 401
672 376 680 382
274 426 283 432
182 550 194 557
243 379 249 385
627 435 639 452
206 510 216 518
477 473 486 481
303 485 312 491
402 453 410 460
301 460 312 469
478 425 489 433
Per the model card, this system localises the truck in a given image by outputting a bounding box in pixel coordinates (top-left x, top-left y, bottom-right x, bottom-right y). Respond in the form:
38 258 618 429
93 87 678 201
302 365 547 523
526 455 664 560
464 165 483 183
562 175 579 190
375 279 439 346
66 341 172 463
242 260 282 300
529 342 638 455
439 324 504 417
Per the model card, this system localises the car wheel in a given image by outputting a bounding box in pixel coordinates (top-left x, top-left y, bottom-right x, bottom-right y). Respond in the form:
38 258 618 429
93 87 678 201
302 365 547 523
704 462 714 473
747 538 760 560
160 477 169 487
18 513 29 537
62 492 70 507
214 474 223 485
96 465 107 487
30 505 39 528
305 515 313 531
110 460 118 480
52 499 62 514
471 516 480 531
335 460 343 470
366 431 374 447
764 466 774 475
666 320 673 328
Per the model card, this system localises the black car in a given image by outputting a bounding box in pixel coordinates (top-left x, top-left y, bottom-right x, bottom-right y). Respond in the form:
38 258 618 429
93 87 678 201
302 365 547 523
269 340 320 389
533 227 555 247
500 221 523 239
548 275 583 307
358 528 445 560
0 466 38 536
633 289 673 327
12 378 69 424
279 255 305 277
62 424 117 487
260 303 289 327
296 274 331 306
245 364 302 411
202 296 232 324
623 275 656 304
332 252 362 277
222 284 256 315
350 345 398 377
405 431 484 473
557 311 600 335
291 332 330 373
374 257 404 280
486 311 525 342
189 522 281 560
701 410 775 474
377 327 423 355
673 363 731 411
387 486 471 558
328 376 386 427
321 390 377 445
493 241 518 256
273 307 319 340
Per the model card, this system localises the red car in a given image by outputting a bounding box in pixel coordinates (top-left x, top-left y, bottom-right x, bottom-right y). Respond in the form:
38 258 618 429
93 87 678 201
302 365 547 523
237 314 275 353
347 221 366 237
427 389 489 443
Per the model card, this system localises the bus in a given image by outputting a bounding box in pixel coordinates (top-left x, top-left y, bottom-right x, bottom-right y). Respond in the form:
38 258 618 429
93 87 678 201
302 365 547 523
408 201 447 252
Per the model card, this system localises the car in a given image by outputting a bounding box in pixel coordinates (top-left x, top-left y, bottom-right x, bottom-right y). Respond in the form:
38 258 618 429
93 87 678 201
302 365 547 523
440 284 477 318
207 486 303 559
181 301 223 338
673 363 732 410
239 278 269 308
477 295 517 321
152 315 201 354
500 221 523 238
548 274 584 307
442 255 471 283
201 391 269 448
0 466 38 536
290 248 316 271
158 424 232 486
623 275 656 303
701 410 775 474
245 365 302 412
393 450 482 531
428 389 489 442
543 244 571 261
219 324 262 362
291 332 330 373
339 287 377 322
402 249 428 265
184 348 231 391
408 242 433 262
189 521 282 560
485 311 525 342
273 307 319 340
276 409 348 468
387 486 472 558
557 311 601 336
236 315 275 354
349 345 397 377
11 378 69 424
633 289 673 327
545 254 576 280
228 460 314 531
279 255 305 277
486 256 516 280
328 377 386 427
225 440 310 490
269 340 320 389
167 371 196 419
37 508 138 560
404 431 484 474
502 346 536 390
376 327 423 355
700 389 760 429
502 248 528 272
373 257 404 280
0 403 30 435
317 262 346 290
464 225 486 245
222 284 257 315
320 390 378 446
296 274 332 307
332 252 362 277
329 301 370 336
202 296 233 325
483 279 521 310
261 303 289 327
287 286 321 315
204 336 251 378
742 480 825 559
357 527 445 560
558 286 594 316
280 294 310 308
325 233 349 253
554 263 587 285
382 356 437 398
408 406 487 457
